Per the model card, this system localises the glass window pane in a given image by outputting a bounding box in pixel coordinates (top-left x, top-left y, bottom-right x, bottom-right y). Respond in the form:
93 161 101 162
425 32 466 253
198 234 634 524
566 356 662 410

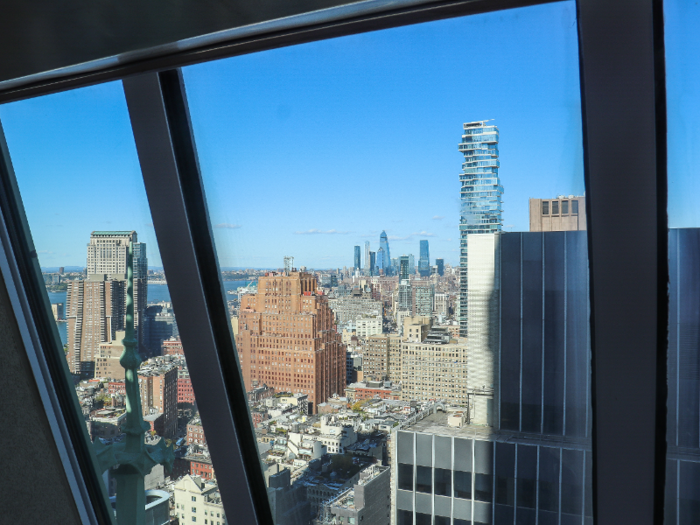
416 466 432 494
399 463 413 491
665 2 700 523
435 467 451 496
0 82 218 518
182 1 590 524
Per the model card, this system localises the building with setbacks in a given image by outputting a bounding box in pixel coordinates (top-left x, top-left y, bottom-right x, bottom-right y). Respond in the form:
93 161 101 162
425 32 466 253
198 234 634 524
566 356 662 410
236 270 346 413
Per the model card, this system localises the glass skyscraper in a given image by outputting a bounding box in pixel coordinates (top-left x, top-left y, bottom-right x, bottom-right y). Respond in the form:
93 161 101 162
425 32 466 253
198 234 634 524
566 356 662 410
379 230 391 275
354 245 361 270
376 247 385 274
364 241 371 273
418 239 430 277
458 120 503 337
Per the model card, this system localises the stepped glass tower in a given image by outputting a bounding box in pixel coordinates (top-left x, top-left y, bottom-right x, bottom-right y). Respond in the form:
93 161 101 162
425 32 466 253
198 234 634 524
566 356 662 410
458 120 503 337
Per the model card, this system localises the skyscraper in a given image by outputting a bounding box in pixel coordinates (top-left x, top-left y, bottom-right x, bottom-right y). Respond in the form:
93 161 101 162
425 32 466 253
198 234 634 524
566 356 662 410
67 231 149 376
398 256 412 312
379 230 391 275
353 246 361 270
66 278 125 376
369 251 376 276
418 240 430 277
399 256 410 282
376 247 385 275
87 231 146 278
364 241 371 273
435 258 444 276
87 231 148 348
458 120 503 337
235 270 346 413
407 254 415 274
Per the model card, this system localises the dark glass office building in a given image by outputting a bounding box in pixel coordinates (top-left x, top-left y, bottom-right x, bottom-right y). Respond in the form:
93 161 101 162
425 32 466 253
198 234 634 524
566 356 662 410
393 231 591 525
354 245 361 270
436 258 444 277
419 240 430 277
667 228 700 524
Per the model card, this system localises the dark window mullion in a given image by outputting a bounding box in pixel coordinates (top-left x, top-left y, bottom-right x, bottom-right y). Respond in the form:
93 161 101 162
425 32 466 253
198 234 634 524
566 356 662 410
576 0 667 523
123 70 273 525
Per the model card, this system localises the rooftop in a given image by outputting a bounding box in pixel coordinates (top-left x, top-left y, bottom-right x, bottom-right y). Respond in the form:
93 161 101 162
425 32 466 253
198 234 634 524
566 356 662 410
403 410 590 449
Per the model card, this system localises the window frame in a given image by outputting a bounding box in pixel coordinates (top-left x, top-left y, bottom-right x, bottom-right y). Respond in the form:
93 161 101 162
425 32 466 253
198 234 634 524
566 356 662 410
0 0 667 524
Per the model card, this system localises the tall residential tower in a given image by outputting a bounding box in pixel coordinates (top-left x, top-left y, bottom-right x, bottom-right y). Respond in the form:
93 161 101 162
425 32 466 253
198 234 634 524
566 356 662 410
458 121 503 337
67 231 149 376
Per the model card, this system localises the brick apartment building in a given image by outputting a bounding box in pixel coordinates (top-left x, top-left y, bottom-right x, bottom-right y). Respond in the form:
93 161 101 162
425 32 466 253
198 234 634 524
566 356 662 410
178 368 195 406
138 363 178 437
187 418 206 446
162 337 184 356
235 271 346 413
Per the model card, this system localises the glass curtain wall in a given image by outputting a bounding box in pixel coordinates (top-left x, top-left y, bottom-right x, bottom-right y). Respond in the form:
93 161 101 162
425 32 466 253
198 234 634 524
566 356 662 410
181 1 592 524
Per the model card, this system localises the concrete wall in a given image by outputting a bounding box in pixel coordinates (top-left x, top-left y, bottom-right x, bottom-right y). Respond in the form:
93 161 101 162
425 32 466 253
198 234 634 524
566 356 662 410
0 270 81 522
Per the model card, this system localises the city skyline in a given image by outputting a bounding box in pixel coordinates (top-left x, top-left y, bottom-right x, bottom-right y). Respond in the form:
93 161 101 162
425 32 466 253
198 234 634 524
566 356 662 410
0 2 584 270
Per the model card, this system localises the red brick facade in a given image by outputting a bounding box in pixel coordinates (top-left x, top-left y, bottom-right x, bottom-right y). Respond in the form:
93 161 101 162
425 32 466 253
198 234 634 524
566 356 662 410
178 376 195 405
187 422 206 446
236 271 346 413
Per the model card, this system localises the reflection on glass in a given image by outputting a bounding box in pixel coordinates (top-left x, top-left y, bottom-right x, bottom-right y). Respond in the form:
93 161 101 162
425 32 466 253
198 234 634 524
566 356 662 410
0 83 218 521
182 1 590 524
665 1 700 524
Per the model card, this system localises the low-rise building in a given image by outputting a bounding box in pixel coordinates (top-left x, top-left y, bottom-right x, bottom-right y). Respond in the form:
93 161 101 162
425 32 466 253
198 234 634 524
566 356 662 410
187 453 215 481
322 464 390 525
248 383 275 403
173 475 227 525
161 337 183 356
89 408 126 441
277 393 310 415
346 381 401 402
187 418 207 446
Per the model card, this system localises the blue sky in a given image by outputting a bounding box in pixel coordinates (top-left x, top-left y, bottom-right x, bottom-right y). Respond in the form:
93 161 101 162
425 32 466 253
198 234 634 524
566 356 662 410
0 1 587 269
665 0 700 228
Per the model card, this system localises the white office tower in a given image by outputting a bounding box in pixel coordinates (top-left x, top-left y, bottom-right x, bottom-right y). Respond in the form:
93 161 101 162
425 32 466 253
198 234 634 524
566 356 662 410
466 232 499 422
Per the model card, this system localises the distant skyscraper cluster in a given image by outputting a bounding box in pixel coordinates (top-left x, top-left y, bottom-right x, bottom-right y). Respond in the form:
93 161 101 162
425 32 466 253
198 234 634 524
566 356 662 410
352 231 437 279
